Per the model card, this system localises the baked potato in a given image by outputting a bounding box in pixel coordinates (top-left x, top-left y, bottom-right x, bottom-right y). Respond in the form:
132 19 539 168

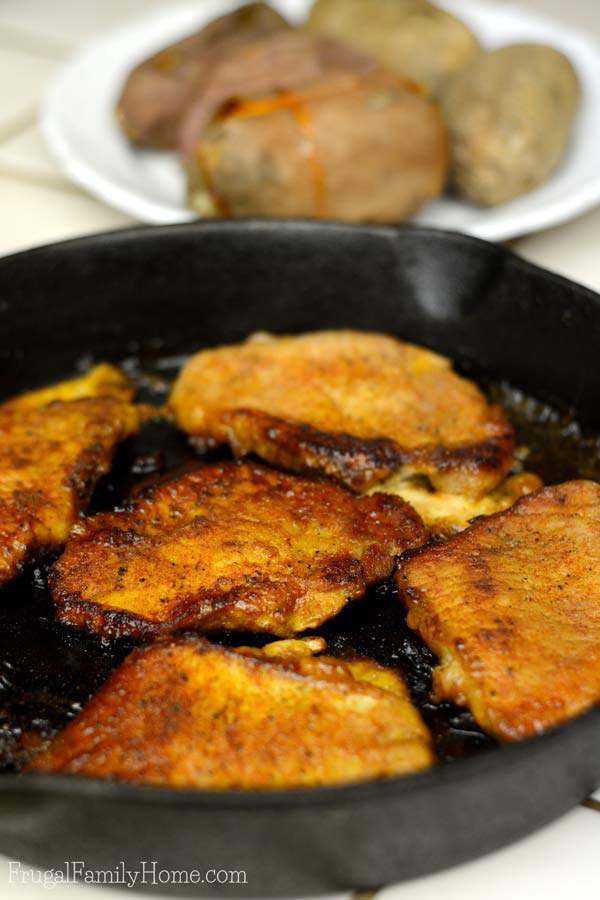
441 43 580 205
187 71 448 221
307 0 481 95
116 2 289 149
179 32 376 160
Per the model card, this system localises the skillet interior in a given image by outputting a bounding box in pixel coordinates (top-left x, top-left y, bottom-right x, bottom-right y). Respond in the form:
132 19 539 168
1 220 600 895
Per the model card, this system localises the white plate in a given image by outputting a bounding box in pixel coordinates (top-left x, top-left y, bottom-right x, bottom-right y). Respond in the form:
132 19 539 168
41 0 600 241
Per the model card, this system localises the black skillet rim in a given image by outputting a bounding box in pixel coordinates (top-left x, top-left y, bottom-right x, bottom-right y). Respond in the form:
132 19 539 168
1 218 599 810
4 218 600 308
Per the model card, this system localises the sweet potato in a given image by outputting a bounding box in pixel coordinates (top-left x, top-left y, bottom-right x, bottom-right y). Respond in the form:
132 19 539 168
187 71 448 222
116 2 289 149
179 31 376 160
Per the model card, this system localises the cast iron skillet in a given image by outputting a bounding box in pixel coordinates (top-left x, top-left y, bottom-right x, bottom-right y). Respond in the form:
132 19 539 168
1 220 600 897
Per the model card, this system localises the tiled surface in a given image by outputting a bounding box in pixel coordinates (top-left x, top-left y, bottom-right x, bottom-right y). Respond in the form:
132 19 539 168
0 0 174 50
0 124 74 190
0 1 599 898
515 204 600 291
0 175 134 256
0 49 56 141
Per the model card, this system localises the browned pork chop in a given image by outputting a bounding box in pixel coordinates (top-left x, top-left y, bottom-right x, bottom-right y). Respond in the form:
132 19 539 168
27 636 434 788
170 331 514 497
51 461 426 640
397 480 600 740
0 366 145 586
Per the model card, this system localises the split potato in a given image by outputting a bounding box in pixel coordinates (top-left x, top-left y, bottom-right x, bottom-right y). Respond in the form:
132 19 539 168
187 71 448 222
178 32 376 160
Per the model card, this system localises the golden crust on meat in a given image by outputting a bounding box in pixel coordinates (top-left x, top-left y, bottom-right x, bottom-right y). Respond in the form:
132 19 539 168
27 635 434 788
371 471 543 536
0 366 144 586
169 331 514 497
51 461 427 640
397 481 600 740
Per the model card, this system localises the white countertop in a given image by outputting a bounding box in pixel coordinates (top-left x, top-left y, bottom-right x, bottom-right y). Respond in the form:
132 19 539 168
0 1 599 898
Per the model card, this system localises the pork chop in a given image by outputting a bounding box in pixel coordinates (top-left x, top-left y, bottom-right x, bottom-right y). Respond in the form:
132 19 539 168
51 460 426 639
397 481 600 740
170 331 514 497
27 635 434 788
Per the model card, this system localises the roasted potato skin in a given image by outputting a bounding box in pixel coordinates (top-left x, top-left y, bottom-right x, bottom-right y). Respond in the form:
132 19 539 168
178 32 376 160
441 44 580 206
307 0 480 95
188 72 448 222
116 2 289 149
